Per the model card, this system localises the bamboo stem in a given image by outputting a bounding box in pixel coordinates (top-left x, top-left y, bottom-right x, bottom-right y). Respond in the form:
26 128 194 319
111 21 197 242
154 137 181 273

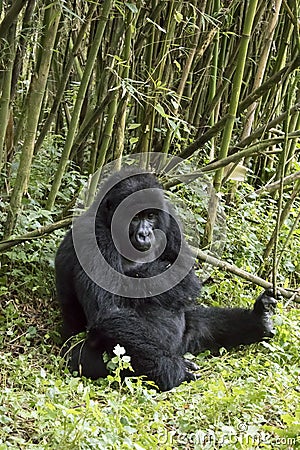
0 0 25 39
0 23 15 167
214 0 259 192
34 2 97 154
46 0 113 211
4 3 60 237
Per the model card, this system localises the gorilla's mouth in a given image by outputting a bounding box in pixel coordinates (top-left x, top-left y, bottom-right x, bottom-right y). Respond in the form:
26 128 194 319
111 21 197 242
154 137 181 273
133 236 152 251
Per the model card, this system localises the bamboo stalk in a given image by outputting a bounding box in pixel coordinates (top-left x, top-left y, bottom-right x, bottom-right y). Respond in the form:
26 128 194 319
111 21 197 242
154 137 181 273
207 0 220 160
286 111 300 174
34 2 97 154
162 0 202 154
70 91 114 160
10 0 36 102
213 0 259 192
241 0 283 140
4 2 60 237
0 23 15 167
46 0 113 211
263 179 300 263
271 86 292 294
0 0 25 39
86 89 119 206
276 209 300 272
113 6 136 163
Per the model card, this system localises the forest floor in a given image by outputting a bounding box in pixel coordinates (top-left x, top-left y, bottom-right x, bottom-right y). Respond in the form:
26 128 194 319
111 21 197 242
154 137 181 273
1 275 299 449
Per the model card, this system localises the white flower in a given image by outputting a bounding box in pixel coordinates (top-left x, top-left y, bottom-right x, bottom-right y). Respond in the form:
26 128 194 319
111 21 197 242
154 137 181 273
113 344 126 357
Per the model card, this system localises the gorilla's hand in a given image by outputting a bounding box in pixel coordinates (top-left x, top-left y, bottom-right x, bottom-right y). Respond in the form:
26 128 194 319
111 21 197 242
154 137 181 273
253 289 278 338
183 358 200 383
184 359 199 372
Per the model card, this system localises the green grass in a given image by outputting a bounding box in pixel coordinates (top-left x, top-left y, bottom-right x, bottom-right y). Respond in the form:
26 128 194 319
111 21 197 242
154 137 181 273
1 284 299 450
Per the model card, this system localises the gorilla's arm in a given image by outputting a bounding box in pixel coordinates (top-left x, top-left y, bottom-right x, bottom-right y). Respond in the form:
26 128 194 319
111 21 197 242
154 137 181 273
182 290 276 355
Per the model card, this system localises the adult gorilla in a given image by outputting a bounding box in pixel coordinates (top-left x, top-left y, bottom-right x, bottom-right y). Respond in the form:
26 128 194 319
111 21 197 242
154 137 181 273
55 168 276 391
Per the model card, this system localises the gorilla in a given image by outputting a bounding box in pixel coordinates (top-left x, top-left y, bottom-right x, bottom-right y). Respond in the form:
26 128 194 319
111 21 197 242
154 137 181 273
55 167 276 391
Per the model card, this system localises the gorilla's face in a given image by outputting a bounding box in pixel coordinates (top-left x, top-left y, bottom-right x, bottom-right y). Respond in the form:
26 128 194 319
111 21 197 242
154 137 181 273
129 210 159 252
96 170 169 266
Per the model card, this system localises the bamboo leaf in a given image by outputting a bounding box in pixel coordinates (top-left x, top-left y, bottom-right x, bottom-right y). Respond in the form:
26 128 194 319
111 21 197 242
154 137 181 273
154 102 168 117
146 17 166 33
128 123 141 130
125 3 138 14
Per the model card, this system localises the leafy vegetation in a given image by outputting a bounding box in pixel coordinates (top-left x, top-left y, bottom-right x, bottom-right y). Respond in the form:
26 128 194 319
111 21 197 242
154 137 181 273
1 281 300 450
1 289 300 449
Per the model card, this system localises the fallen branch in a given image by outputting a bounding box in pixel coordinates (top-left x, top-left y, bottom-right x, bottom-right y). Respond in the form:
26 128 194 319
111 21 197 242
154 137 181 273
249 171 300 196
0 217 72 252
194 248 300 303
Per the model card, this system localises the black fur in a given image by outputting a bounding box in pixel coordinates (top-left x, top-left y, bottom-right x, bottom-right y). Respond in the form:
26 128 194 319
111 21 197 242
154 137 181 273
55 169 276 391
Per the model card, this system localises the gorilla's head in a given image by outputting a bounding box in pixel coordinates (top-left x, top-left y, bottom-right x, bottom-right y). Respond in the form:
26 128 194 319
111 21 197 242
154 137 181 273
95 168 169 259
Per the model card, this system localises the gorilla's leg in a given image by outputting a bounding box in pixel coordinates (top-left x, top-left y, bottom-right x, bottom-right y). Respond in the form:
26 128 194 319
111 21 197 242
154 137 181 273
182 290 276 355
63 336 197 390
88 309 198 391
62 340 109 380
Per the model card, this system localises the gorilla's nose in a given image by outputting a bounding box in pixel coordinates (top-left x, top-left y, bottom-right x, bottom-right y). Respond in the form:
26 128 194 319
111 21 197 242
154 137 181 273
136 231 151 250
137 230 149 241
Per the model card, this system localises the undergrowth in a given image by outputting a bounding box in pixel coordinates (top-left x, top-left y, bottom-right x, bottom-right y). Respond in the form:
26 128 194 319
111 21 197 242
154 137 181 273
0 293 299 449
1 179 299 449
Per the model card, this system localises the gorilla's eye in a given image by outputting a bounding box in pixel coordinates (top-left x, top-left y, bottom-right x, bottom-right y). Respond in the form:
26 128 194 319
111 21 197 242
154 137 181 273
147 212 155 220
132 215 140 223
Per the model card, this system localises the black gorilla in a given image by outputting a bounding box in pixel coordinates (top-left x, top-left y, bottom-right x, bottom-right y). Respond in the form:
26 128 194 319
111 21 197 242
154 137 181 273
55 168 276 391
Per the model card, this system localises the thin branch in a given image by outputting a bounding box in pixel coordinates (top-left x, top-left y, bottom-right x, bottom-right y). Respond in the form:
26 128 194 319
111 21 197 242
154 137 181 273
0 218 72 252
248 171 300 197
194 248 300 302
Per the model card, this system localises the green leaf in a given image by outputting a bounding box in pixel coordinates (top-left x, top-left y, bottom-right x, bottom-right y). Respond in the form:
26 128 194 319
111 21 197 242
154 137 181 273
174 11 183 23
154 103 167 117
125 3 139 14
128 123 141 130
